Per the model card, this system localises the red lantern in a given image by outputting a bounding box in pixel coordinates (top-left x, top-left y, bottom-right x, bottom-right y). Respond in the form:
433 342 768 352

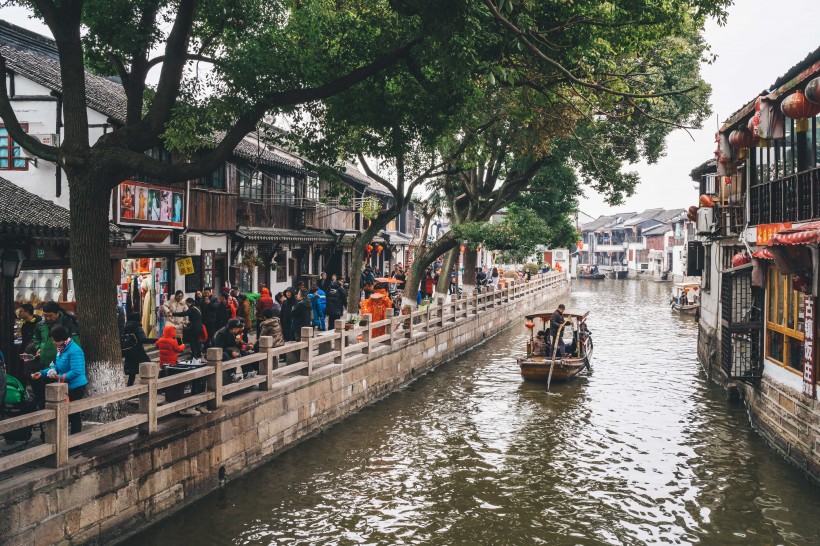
366 244 373 255
699 194 714 207
729 127 757 158
524 321 535 330
730 251 751 268
781 90 820 132
688 205 698 215
376 244 383 255
460 244 466 253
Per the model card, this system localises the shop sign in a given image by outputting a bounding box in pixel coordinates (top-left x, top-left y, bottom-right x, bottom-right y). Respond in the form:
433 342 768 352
176 257 195 276
803 295 817 398
117 180 185 229
756 222 792 246
132 228 172 244
36 248 45 259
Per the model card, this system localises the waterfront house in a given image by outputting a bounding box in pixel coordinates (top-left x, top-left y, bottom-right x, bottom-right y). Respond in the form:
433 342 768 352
691 45 820 482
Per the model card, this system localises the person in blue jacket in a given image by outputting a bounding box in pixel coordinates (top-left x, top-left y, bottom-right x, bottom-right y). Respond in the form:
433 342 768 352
308 286 327 331
32 325 87 434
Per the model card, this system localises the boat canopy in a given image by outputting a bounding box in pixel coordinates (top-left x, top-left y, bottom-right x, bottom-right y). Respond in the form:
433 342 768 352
673 282 700 288
525 310 589 321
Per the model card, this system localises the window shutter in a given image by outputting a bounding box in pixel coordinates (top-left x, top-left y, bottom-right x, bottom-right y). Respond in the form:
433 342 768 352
687 241 704 276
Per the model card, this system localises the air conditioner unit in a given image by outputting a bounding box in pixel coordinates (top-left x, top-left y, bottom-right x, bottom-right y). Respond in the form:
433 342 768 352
696 207 715 235
179 234 201 256
32 134 60 147
554 250 566 261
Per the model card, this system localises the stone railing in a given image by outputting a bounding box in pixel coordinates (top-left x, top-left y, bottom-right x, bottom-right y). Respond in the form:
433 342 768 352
0 272 566 475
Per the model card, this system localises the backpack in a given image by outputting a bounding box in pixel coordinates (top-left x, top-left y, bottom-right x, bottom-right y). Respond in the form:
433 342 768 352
120 331 138 352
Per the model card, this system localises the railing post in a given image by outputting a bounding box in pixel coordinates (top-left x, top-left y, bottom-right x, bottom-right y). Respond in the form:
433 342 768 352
473 293 479 316
44 383 68 468
450 297 458 323
404 307 414 339
300 327 315 374
359 315 372 355
258 336 276 391
425 303 433 332
206 347 223 411
387 308 396 347
138 362 158 435
436 296 445 328
333 320 346 366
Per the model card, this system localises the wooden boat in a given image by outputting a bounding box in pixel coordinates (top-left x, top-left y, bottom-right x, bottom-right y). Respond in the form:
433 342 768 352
517 310 592 384
578 266 605 280
608 264 629 279
670 282 700 314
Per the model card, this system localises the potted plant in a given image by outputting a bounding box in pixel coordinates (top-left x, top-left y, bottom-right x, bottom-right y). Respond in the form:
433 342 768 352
345 314 359 330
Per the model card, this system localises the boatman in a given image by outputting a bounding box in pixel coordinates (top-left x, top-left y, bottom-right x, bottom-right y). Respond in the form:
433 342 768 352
550 304 568 357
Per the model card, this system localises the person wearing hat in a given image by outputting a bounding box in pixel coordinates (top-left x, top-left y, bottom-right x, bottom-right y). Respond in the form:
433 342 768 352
550 304 568 357
532 330 547 356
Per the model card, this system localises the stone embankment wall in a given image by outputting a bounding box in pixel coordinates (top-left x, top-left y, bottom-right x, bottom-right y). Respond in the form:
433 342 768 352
0 274 569 545
698 321 820 484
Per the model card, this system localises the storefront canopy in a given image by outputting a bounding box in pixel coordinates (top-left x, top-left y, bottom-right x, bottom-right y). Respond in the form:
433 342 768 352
768 222 820 245
752 249 774 260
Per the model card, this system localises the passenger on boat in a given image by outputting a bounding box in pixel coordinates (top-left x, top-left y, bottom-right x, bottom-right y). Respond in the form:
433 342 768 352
549 304 568 357
532 330 547 356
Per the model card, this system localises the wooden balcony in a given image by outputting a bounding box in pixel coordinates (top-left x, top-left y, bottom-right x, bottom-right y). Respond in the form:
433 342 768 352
750 166 820 225
187 188 237 231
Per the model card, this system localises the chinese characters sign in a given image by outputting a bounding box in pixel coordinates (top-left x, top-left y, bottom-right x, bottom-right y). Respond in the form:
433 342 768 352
803 295 816 398
756 223 792 246
176 257 195 276
117 180 184 229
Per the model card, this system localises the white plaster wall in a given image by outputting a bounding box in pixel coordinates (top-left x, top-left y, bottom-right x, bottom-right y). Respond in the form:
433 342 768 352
5 73 116 210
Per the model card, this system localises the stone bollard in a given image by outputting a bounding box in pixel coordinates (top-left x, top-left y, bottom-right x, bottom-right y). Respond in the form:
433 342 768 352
44 382 68 468
138 362 158 435
206 347 223 411
258 336 276 391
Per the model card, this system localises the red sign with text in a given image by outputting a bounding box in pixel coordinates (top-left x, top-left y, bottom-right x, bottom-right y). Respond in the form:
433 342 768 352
803 295 816 398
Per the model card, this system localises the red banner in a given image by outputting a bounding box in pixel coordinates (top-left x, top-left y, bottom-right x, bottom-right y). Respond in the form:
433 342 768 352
803 295 816 398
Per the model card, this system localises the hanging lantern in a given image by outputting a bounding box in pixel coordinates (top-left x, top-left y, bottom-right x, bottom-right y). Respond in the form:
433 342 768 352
699 194 714 207
804 76 820 105
730 251 751 268
688 205 698 215
524 321 535 330
460 244 466 253
781 90 820 132
376 244 383 255
366 244 373 255
728 127 757 159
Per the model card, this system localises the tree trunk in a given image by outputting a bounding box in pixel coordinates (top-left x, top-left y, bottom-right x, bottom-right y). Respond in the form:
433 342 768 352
347 208 401 313
435 248 458 300
67 170 126 408
462 247 477 296
401 233 458 309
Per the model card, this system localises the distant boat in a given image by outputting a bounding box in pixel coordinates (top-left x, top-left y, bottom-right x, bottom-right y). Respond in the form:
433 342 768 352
578 265 605 280
670 282 700 314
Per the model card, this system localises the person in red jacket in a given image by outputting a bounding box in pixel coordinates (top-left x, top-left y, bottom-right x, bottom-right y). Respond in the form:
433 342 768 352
156 324 185 365
255 287 274 338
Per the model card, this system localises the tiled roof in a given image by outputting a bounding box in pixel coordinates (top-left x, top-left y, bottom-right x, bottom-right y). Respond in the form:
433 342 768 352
643 223 672 236
235 227 336 243
230 133 306 174
0 45 128 123
622 208 665 227
0 20 59 61
0 176 124 244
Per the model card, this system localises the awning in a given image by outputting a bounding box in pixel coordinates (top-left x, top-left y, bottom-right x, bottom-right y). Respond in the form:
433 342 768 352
383 230 414 245
235 227 336 244
768 222 820 245
647 249 663 260
752 249 774 260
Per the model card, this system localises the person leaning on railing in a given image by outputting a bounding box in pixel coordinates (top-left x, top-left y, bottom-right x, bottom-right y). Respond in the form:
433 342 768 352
32 325 87 434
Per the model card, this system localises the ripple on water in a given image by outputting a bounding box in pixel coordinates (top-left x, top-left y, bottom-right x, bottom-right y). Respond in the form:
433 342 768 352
125 280 820 546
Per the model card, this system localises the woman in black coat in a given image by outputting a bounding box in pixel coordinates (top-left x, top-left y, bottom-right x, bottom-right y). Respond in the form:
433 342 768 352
280 288 296 341
122 313 151 386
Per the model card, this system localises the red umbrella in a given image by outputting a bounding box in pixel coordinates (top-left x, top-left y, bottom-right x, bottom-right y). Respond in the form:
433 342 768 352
374 277 402 283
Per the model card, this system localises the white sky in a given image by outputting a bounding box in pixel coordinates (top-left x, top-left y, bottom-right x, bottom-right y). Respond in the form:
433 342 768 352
579 0 820 219
3 1 820 221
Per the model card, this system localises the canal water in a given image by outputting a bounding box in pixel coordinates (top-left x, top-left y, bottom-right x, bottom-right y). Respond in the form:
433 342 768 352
127 280 820 546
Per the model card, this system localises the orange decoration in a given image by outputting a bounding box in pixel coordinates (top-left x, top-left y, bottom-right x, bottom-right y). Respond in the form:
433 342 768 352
366 244 373 254
524 321 535 330
699 194 714 207
460 244 466 253
376 244 383 255
781 90 820 132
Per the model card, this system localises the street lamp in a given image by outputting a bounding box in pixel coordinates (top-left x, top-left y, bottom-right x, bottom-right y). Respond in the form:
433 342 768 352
0 249 24 279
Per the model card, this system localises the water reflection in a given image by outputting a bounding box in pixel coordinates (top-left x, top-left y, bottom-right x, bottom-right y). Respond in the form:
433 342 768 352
127 280 820 546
